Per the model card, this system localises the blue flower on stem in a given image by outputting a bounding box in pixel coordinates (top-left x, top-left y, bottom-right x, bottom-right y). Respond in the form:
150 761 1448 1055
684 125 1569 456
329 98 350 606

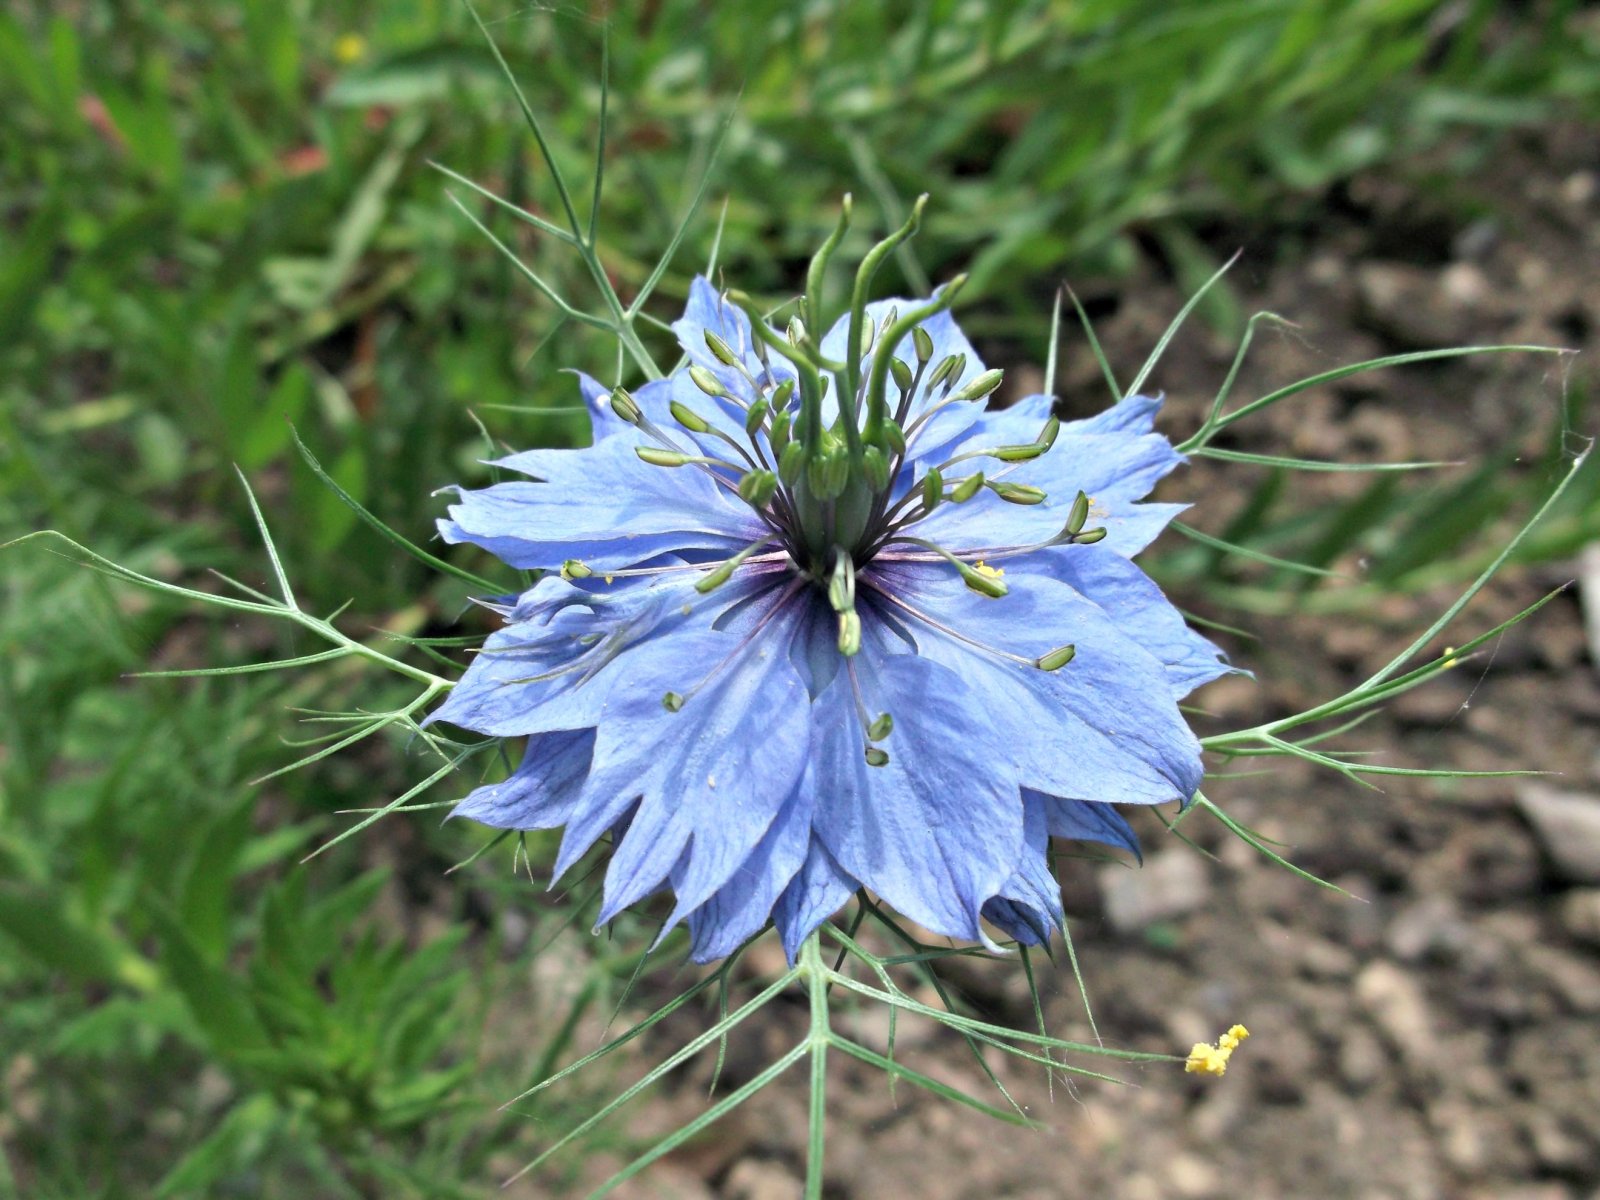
433 203 1229 963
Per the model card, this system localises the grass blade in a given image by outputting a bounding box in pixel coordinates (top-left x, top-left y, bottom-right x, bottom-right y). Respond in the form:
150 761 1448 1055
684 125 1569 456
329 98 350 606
1066 284 1120 401
1125 251 1239 398
1172 521 1339 577
1193 447 1458 472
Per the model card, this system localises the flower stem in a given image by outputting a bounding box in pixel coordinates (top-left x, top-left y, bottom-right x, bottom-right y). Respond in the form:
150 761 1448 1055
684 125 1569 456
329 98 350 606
800 933 830 1200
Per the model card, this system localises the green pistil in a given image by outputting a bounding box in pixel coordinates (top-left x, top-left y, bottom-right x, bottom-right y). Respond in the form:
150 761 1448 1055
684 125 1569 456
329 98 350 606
804 195 853 335
862 279 967 449
844 195 928 443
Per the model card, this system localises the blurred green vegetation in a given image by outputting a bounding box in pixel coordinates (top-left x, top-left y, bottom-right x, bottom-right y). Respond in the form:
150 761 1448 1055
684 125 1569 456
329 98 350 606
2 1 1597 1195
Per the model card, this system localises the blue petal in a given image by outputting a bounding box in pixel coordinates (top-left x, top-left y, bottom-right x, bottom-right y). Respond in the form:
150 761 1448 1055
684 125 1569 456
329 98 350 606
712 584 911 699
1076 392 1165 435
811 653 1023 940
664 368 767 449
550 629 811 931
490 375 667 475
783 591 846 697
428 620 618 737
899 491 1187 560
670 277 794 406
684 770 814 963
439 432 764 573
976 391 1165 434
573 370 621 439
952 416 1183 499
449 729 595 830
1013 544 1232 699
981 789 1063 946
431 564 793 742
673 277 759 372
910 421 1182 546
1033 789 1142 861
1094 501 1189 557
429 574 696 737
902 392 1185 558
868 561 1204 806
773 835 859 963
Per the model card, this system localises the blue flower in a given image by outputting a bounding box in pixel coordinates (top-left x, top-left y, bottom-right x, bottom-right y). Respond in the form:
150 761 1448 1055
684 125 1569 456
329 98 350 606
433 273 1229 963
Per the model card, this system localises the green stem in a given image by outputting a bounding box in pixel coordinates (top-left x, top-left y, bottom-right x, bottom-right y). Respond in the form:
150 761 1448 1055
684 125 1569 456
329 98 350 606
801 933 829 1200
462 0 661 381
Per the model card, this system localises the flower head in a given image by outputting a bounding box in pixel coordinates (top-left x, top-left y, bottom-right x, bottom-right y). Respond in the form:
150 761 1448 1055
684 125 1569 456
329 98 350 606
433 238 1228 963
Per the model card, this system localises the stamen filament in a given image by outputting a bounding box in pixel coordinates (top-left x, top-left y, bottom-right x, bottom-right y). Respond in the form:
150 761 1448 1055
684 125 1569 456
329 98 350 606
695 533 782 594
598 553 791 580
892 536 1008 597
860 578 1033 668
673 577 807 705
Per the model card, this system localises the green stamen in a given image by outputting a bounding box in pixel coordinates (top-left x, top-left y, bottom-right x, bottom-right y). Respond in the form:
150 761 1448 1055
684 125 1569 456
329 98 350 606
608 387 642 425
950 472 985 503
670 399 711 433
1066 490 1090 535
989 481 1047 505
1036 644 1077 671
695 533 780 594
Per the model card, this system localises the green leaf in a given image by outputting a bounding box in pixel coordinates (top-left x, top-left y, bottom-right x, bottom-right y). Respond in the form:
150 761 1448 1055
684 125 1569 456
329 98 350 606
237 362 312 470
147 900 271 1055
177 791 258 961
155 1094 282 1198
326 45 500 107
0 885 144 990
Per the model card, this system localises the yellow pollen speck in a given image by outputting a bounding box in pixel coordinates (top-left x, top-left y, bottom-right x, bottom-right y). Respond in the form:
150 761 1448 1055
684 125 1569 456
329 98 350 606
604 574 615 585
334 33 367 64
1185 1024 1249 1077
974 561 1004 579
